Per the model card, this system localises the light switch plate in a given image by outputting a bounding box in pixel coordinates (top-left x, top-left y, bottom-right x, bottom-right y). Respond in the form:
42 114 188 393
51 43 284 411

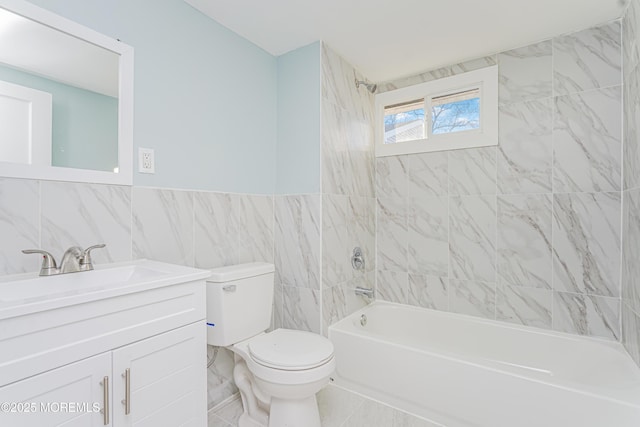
138 147 155 174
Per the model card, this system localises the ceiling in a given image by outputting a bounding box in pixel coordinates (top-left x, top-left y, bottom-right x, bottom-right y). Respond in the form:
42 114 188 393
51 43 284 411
0 7 119 97
185 0 626 83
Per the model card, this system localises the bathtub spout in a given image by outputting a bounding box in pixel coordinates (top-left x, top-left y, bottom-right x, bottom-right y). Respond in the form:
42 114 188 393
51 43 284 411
355 287 374 299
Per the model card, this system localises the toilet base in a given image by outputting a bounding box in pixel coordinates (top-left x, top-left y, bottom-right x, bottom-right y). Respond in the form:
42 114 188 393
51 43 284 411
239 412 268 427
269 395 321 427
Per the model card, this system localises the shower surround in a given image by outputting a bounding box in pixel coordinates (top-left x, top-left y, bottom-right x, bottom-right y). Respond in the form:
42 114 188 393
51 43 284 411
375 20 624 341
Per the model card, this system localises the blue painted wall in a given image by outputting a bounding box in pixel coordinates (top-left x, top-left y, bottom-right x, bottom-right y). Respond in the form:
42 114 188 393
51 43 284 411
27 0 277 194
276 42 321 194
0 64 118 172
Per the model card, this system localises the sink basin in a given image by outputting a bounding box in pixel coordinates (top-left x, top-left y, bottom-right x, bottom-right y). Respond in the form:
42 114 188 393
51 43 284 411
0 264 167 302
0 260 211 319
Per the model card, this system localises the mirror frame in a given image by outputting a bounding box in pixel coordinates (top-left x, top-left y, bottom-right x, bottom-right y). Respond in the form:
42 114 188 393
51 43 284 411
0 0 133 185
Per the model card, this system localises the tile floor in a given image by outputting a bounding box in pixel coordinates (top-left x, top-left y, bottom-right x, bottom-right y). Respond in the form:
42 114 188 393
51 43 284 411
208 384 438 427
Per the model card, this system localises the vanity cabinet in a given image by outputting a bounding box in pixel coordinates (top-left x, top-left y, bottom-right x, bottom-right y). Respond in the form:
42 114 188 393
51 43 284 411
0 352 111 426
0 322 205 426
0 263 209 427
111 322 205 427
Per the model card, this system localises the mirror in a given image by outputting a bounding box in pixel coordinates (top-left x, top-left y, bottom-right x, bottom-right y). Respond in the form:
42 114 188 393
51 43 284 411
0 0 133 185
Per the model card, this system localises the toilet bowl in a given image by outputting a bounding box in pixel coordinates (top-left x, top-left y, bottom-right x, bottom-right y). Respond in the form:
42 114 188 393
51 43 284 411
205 263 335 427
233 329 335 427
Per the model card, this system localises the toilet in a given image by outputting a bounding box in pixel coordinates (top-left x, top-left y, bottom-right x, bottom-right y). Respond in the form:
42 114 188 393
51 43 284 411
206 262 335 427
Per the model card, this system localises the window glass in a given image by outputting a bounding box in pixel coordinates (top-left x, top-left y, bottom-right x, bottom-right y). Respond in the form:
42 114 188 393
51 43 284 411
383 99 424 144
431 88 480 135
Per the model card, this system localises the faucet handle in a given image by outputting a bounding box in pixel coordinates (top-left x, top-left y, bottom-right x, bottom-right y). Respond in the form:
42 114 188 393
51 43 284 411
22 249 59 276
80 244 106 270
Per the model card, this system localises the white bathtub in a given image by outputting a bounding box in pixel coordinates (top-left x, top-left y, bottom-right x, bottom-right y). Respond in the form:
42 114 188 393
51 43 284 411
328 301 640 427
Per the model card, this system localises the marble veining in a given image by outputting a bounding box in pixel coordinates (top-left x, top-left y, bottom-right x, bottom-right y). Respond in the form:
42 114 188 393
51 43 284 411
132 188 194 266
408 152 448 198
321 44 375 199
553 86 622 193
622 303 640 366
496 284 552 328
0 179 39 274
623 0 640 369
237 195 273 264
322 223 351 288
448 147 497 195
376 156 408 198
449 279 496 319
377 270 408 304
498 40 552 104
370 23 627 342
624 0 640 77
348 196 376 274
623 188 640 314
497 194 552 290
321 43 374 123
553 21 622 95
376 197 408 272
449 195 497 282
498 99 553 194
625 64 640 190
206 347 237 411
322 101 353 196
41 182 132 265
553 291 620 340
272 281 283 331
408 274 449 311
194 192 240 269
553 192 621 297
316 384 366 427
282 285 321 333
322 194 351 287
274 195 321 289
408 196 448 276
322 273 371 336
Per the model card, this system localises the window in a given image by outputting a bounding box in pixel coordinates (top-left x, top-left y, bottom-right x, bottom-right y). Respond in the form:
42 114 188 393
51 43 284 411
375 66 498 157
384 99 425 144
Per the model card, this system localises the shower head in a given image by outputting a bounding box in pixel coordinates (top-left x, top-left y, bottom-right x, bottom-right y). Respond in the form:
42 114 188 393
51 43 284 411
355 79 377 93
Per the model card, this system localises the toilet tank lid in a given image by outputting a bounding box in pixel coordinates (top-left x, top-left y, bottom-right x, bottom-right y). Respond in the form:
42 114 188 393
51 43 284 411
207 262 275 282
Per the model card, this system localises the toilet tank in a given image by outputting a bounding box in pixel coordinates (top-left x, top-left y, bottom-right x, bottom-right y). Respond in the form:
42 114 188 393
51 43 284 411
206 262 275 347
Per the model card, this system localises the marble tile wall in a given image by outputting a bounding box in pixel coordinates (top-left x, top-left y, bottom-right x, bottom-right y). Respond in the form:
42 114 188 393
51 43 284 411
623 0 640 367
273 194 322 333
320 44 376 336
375 20 623 341
0 178 274 408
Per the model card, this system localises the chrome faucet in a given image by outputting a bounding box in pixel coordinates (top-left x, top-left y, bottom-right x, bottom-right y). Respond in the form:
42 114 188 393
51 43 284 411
22 244 106 276
355 287 374 299
60 246 84 273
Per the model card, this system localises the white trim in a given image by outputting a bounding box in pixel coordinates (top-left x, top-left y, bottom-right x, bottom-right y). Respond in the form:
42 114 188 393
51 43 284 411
375 66 498 157
0 0 134 185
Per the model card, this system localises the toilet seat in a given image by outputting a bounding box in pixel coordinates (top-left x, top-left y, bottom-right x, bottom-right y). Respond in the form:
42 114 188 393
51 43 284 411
248 329 334 371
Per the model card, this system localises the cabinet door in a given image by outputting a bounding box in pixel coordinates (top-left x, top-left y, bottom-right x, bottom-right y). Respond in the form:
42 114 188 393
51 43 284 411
112 322 207 427
0 352 112 427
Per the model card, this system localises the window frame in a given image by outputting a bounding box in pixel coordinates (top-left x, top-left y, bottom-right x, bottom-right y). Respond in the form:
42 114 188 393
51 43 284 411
375 65 498 157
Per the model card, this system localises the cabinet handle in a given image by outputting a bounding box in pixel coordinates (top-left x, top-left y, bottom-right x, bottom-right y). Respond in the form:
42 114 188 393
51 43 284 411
101 376 109 425
121 368 131 415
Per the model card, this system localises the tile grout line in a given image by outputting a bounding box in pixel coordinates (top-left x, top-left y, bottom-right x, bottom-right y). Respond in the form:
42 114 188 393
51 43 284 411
494 144 498 320
619 16 624 344
551 35 556 332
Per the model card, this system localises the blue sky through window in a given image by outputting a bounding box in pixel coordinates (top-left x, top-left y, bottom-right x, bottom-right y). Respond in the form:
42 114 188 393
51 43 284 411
432 97 480 135
383 99 425 144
